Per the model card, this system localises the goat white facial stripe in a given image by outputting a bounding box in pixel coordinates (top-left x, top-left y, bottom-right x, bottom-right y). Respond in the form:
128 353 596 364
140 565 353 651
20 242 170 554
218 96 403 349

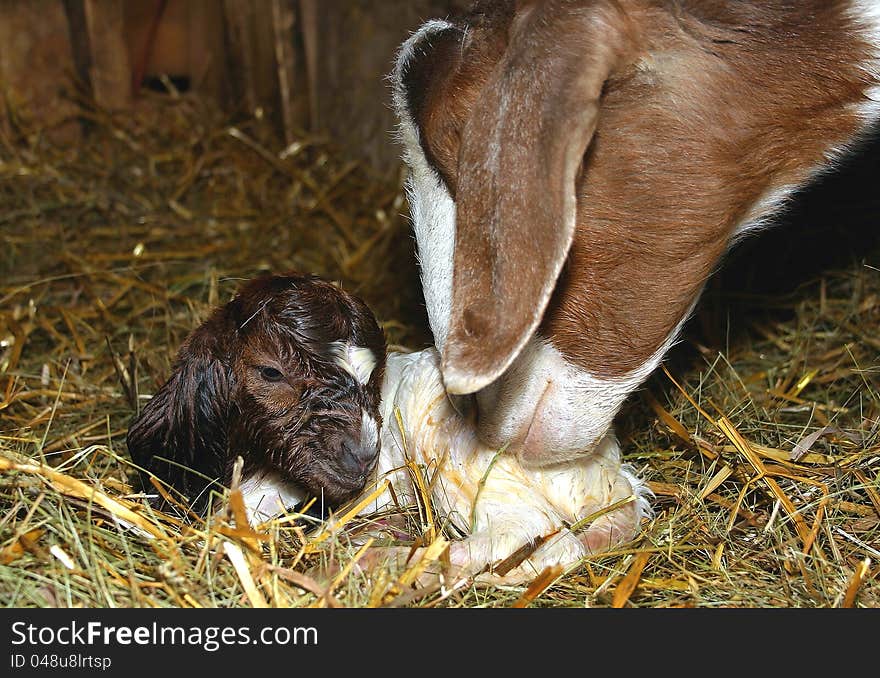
330 342 377 385
392 20 457 351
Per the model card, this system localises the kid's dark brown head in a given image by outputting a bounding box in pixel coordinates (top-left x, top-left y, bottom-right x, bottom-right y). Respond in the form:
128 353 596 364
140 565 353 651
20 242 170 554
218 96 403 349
126 273 386 515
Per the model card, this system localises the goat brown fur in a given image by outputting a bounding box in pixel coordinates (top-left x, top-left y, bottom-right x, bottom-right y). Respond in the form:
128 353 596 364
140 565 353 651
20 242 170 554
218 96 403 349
394 0 879 462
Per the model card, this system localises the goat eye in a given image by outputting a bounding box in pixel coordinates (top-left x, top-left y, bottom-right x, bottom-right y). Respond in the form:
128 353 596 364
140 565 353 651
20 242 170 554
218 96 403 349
258 366 285 382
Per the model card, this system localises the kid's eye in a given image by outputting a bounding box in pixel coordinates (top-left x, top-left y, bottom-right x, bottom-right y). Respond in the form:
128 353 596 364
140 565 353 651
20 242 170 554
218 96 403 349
258 366 285 382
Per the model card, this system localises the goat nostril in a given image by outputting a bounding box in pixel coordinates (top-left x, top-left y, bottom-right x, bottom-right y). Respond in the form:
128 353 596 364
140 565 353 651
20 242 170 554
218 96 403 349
341 437 378 475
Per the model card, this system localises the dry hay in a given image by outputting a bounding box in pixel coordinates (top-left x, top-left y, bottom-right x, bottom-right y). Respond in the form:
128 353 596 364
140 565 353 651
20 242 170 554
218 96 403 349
1 88 878 609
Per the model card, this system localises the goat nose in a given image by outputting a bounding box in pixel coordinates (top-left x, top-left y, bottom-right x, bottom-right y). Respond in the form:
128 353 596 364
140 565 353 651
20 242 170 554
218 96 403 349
340 436 378 475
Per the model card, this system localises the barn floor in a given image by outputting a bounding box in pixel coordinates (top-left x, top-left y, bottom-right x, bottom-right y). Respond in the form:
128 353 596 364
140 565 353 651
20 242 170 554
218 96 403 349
1 91 878 608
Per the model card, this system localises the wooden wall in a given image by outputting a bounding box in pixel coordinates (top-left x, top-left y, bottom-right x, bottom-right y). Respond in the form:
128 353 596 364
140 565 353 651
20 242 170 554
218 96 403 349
298 0 469 176
0 0 468 178
0 0 81 143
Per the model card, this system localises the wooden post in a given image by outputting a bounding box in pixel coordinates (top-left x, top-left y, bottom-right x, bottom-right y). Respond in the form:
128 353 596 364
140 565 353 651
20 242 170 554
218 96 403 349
0 0 81 143
294 0 470 177
271 0 299 146
187 0 227 102
298 0 319 132
223 0 279 119
83 0 132 110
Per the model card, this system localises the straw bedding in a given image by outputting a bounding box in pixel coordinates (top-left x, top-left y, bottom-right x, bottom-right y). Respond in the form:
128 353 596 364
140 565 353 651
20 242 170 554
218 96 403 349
1 89 877 608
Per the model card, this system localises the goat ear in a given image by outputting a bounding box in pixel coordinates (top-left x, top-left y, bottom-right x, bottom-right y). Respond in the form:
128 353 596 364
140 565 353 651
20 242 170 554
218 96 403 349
441 4 629 395
394 20 467 190
126 324 232 514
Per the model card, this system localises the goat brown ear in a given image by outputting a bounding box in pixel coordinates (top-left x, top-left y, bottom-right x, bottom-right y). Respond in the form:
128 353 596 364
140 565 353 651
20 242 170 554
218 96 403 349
441 3 631 394
126 324 232 514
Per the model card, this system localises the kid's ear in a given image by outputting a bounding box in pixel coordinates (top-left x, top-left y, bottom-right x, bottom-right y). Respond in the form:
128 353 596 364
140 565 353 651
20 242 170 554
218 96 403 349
126 327 232 515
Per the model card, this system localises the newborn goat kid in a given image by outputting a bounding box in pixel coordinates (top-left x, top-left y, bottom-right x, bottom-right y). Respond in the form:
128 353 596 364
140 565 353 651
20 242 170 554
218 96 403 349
127 273 386 517
127 273 647 583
